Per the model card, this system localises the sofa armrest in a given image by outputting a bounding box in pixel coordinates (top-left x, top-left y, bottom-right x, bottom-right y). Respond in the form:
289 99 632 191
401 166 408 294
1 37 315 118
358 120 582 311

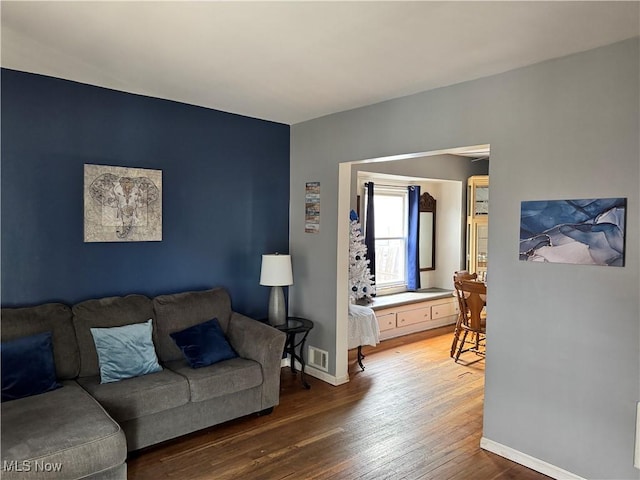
227 312 286 409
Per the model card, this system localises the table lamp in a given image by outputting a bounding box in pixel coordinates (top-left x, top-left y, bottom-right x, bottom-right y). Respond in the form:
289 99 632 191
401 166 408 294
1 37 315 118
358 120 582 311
260 253 293 326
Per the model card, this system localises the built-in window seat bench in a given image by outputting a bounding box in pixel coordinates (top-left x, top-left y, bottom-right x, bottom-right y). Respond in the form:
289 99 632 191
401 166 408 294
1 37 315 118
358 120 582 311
370 288 459 340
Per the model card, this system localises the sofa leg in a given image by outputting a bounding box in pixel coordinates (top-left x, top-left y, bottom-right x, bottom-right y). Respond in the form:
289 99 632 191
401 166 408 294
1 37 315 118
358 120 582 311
257 407 274 416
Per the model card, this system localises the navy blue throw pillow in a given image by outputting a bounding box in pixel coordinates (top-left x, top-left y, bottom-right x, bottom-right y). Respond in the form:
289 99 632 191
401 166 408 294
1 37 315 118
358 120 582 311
1 331 61 402
170 318 237 368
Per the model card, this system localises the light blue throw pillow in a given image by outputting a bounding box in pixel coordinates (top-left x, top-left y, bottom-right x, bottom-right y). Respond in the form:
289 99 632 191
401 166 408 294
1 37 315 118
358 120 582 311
90 319 162 384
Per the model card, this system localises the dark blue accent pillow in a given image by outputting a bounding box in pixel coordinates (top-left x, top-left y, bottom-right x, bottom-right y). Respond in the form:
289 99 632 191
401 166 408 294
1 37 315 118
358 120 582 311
170 318 237 368
1 331 61 402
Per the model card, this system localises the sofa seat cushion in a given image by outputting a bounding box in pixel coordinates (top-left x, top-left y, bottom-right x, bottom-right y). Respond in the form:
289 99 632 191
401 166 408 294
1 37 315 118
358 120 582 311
1 381 126 480
77 369 189 423
165 357 263 403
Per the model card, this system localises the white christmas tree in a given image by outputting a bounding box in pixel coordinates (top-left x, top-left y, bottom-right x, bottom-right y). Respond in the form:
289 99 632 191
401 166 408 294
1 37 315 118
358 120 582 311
349 210 376 303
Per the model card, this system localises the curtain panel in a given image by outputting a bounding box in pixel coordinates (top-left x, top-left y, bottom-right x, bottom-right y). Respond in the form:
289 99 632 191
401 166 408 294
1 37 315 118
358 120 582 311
364 182 376 283
407 185 421 291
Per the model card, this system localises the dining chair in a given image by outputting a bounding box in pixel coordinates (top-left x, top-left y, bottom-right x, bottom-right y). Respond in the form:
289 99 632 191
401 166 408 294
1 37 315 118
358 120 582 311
454 279 487 362
450 270 477 358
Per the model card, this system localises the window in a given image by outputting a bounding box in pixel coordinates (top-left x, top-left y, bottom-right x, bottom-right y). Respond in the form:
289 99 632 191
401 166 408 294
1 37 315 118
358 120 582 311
366 186 408 292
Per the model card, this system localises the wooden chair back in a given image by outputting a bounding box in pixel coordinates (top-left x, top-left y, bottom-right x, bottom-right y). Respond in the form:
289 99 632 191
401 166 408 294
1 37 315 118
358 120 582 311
458 279 487 332
453 271 477 316
453 270 477 282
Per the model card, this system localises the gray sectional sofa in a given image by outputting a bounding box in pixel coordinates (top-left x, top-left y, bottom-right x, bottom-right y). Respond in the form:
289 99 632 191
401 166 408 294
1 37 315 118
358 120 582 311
1 288 286 480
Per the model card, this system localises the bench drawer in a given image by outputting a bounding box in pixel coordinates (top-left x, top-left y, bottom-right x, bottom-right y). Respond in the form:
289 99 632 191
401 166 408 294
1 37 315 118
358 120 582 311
431 301 458 320
396 306 431 327
377 313 396 331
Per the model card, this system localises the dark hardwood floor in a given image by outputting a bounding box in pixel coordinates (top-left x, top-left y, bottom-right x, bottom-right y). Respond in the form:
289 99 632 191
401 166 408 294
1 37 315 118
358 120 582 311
128 327 551 480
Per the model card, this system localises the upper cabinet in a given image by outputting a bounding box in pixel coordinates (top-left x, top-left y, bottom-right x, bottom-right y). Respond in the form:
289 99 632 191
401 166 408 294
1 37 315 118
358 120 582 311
467 175 489 280
472 181 489 216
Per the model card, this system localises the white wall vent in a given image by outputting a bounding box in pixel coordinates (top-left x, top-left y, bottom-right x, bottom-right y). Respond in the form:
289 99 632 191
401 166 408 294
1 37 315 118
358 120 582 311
308 346 329 372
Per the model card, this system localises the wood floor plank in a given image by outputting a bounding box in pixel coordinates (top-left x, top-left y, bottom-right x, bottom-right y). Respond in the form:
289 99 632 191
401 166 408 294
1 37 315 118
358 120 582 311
127 327 551 480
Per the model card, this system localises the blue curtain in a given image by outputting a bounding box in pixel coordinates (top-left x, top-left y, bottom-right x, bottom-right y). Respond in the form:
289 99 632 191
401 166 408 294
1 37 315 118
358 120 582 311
364 182 376 283
407 185 421 291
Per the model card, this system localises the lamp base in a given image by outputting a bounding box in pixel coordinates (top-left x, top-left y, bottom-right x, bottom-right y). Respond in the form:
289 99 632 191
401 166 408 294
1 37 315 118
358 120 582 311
268 286 287 326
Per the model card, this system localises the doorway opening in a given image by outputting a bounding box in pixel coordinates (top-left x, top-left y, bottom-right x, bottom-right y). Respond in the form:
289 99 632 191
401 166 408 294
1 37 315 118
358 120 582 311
335 144 490 382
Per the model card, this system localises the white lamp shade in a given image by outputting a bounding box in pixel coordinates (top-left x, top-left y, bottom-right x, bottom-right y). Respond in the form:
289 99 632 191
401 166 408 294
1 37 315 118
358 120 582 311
260 254 293 286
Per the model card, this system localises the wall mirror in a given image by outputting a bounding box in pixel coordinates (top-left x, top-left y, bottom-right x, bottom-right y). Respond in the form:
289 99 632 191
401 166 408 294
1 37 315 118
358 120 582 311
419 191 436 271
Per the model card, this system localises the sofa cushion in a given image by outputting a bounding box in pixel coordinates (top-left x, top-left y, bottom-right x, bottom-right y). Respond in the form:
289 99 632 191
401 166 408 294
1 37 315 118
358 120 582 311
153 288 233 363
1 303 79 379
1 331 61 402
76 369 190 422
73 294 155 377
165 357 262 403
91 319 163 383
1 380 126 480
170 318 237 368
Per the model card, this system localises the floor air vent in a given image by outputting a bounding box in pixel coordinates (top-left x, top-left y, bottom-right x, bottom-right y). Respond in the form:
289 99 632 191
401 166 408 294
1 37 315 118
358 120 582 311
308 346 328 372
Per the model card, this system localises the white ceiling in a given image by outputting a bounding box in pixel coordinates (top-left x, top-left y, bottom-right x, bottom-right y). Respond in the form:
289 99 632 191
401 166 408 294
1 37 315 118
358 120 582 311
1 1 639 125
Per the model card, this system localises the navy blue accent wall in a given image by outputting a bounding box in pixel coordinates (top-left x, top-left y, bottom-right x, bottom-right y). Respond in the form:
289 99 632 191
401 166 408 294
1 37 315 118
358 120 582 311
1 69 290 317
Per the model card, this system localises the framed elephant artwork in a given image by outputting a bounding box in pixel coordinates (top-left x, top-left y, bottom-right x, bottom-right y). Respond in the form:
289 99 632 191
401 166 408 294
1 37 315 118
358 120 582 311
84 164 162 242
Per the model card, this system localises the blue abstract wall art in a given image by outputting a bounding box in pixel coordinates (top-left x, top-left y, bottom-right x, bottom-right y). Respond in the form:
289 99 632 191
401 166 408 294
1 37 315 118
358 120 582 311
520 198 626 266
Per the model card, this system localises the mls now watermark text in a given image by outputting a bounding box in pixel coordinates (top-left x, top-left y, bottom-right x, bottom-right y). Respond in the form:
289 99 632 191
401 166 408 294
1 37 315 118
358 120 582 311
3 460 63 473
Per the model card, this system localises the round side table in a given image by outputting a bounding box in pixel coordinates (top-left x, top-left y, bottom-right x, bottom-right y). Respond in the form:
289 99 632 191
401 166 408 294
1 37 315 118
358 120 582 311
271 317 314 389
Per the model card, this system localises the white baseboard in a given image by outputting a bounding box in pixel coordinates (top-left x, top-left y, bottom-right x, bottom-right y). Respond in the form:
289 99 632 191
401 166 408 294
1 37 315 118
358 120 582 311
480 437 585 480
305 365 348 385
280 358 348 386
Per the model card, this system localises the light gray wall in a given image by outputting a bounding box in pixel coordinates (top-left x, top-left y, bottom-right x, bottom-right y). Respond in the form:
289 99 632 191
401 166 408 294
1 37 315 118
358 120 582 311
290 38 639 479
